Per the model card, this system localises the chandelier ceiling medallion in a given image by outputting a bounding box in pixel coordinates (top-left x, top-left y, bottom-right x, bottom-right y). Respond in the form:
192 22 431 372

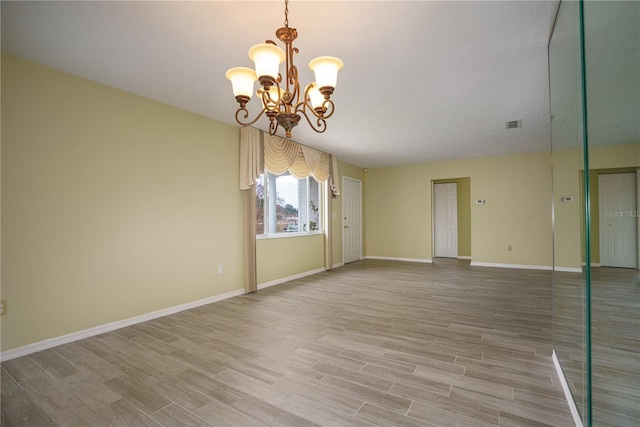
225 0 343 139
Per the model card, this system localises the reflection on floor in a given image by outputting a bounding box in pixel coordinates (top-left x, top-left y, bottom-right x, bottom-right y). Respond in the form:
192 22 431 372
554 267 640 427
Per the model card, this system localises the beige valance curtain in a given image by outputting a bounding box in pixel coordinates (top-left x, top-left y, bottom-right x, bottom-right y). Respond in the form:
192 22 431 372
263 133 331 181
260 131 340 201
240 129 340 196
239 127 339 292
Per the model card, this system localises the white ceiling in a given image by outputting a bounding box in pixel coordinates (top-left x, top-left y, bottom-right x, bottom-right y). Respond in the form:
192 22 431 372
1 0 561 168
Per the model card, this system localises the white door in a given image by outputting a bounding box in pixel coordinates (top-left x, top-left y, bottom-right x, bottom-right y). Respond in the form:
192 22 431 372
599 172 637 268
434 183 458 258
343 177 362 264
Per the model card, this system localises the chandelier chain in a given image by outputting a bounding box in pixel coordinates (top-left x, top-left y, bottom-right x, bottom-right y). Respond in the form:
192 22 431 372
284 0 289 28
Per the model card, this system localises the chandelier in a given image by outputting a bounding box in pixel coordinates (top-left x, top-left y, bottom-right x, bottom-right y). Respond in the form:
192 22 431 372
225 0 343 139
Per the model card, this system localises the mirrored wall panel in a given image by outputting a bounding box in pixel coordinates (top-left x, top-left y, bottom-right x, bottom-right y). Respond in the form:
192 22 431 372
583 1 640 426
551 1 640 426
550 0 587 421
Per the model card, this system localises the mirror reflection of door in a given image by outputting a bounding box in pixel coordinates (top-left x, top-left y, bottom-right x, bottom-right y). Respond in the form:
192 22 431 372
599 172 638 268
433 183 458 258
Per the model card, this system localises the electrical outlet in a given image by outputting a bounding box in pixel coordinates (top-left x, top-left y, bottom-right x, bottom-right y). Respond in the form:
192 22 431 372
508 245 513 252
0 299 6 316
218 265 224 274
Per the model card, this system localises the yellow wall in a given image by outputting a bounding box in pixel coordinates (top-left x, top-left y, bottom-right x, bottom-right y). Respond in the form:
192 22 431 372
1 54 246 351
1 54 364 352
365 152 553 266
256 234 325 284
552 149 583 269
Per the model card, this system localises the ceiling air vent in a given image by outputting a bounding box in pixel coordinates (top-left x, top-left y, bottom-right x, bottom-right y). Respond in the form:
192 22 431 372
505 120 522 129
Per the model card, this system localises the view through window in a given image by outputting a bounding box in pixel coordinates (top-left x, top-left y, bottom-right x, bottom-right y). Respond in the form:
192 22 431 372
256 172 321 236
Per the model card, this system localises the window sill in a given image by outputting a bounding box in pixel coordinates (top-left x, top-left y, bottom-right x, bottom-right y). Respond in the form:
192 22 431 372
257 232 323 240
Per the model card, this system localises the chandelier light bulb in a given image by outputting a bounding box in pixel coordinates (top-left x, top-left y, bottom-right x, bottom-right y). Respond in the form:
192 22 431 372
305 83 325 110
249 43 285 87
226 67 257 102
309 56 343 96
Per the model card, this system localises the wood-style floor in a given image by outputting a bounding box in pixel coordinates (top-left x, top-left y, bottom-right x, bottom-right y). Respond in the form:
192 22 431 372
554 266 640 427
1 259 575 426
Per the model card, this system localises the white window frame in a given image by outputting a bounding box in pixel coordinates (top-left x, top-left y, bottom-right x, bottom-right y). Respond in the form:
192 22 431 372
257 171 324 239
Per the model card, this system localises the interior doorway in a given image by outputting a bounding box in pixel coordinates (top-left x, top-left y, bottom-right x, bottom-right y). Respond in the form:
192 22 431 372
598 172 638 268
342 176 362 264
432 178 471 261
433 183 458 258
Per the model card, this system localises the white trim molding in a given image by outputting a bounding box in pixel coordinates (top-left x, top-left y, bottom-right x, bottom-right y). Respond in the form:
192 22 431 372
554 266 583 273
257 267 326 290
0 288 245 362
332 262 345 269
553 350 583 427
457 256 472 260
366 256 433 264
470 262 552 270
581 262 601 267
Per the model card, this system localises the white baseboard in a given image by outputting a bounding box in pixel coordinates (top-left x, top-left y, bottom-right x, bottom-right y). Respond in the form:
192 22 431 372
457 256 472 260
554 266 582 273
552 350 583 427
332 262 345 269
0 288 245 362
470 262 552 271
257 267 326 290
366 256 433 264
581 262 601 267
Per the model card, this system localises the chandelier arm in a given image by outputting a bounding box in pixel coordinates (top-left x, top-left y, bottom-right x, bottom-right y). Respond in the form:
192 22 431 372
259 87 279 113
235 107 266 127
268 119 279 136
294 96 336 122
297 107 327 134
320 99 336 119
286 62 300 106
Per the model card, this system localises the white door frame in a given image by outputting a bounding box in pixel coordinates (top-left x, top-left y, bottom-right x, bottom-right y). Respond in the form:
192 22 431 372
342 176 363 264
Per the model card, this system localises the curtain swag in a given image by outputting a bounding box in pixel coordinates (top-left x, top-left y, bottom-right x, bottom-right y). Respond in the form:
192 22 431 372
239 127 340 197
263 133 331 181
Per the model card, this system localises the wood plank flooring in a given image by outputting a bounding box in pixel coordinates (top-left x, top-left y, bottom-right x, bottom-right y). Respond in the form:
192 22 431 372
1 259 575 426
591 267 640 427
554 266 640 427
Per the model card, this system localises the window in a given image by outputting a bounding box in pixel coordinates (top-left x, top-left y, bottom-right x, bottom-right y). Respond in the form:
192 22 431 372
256 172 322 236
